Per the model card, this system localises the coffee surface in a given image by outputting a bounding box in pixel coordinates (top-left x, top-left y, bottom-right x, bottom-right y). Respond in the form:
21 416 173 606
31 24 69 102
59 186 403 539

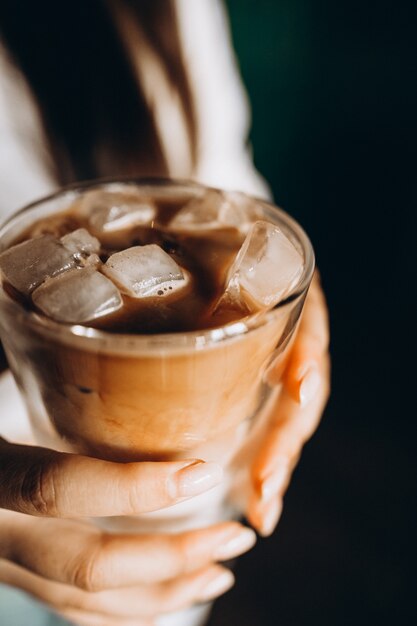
0 185 303 333
5 193 247 333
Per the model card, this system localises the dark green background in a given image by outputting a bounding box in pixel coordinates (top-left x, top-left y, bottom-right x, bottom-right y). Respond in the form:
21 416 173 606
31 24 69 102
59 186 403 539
209 2 416 625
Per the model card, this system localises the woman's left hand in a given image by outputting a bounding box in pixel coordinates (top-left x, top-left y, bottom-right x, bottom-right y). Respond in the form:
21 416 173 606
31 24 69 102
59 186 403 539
247 272 331 536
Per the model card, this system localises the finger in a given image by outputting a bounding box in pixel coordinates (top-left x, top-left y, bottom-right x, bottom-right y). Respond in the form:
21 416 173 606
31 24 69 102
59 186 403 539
68 565 234 619
0 558 233 620
254 355 330 487
0 559 151 625
247 497 283 538
283 274 329 404
248 355 330 533
266 273 330 404
8 512 255 590
83 523 253 589
0 558 73 612
0 439 222 517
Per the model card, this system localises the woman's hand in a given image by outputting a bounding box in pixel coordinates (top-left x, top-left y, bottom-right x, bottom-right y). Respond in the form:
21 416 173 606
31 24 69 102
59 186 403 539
247 273 330 536
0 441 256 625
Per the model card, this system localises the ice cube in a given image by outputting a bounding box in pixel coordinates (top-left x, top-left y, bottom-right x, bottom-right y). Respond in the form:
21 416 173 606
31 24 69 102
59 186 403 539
32 267 123 324
223 191 264 231
61 228 101 257
222 220 304 310
169 189 261 234
82 253 102 269
80 190 156 234
0 235 78 295
102 244 189 298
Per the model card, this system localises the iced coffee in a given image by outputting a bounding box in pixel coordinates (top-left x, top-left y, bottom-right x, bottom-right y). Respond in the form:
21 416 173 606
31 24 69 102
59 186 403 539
0 180 313 480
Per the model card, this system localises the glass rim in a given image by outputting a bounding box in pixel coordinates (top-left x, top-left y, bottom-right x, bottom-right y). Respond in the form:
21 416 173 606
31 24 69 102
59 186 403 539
0 176 315 352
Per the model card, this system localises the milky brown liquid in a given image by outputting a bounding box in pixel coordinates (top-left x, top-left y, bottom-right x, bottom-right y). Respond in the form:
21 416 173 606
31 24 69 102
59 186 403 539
0 185 306 463
21 197 248 333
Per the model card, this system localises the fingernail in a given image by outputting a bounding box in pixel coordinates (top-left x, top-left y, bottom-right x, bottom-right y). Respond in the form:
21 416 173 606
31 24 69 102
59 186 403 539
259 499 283 537
198 568 235 602
299 366 321 406
175 461 223 498
261 465 289 502
213 527 257 561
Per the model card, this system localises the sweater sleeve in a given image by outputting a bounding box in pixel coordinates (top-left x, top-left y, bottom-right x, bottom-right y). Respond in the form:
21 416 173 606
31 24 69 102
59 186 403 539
0 44 56 221
175 0 271 200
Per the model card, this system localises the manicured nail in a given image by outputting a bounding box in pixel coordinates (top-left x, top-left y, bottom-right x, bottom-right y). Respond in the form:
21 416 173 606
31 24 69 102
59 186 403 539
299 366 321 406
259 499 283 537
175 461 223 498
213 527 257 561
261 465 289 502
198 568 235 602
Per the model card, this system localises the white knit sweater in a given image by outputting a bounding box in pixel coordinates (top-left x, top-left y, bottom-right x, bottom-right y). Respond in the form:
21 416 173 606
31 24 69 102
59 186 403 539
0 0 269 220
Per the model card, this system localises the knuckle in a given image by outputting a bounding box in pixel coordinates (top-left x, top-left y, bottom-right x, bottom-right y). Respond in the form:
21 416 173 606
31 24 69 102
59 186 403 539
72 534 109 592
19 456 59 517
127 481 143 514
123 464 146 514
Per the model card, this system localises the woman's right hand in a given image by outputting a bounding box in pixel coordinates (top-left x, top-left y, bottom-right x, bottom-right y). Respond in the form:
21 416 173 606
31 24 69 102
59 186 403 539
0 438 256 625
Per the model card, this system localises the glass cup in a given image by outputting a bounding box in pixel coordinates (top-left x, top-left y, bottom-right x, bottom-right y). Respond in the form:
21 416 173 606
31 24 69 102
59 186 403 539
0 179 314 626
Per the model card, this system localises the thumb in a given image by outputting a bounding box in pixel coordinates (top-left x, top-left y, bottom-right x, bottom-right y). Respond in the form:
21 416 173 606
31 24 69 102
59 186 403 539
0 438 222 518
